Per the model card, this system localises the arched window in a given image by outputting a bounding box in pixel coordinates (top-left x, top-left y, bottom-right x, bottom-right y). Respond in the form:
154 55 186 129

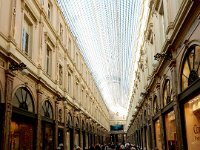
163 79 172 106
12 87 34 112
181 45 200 91
153 96 159 115
41 100 53 119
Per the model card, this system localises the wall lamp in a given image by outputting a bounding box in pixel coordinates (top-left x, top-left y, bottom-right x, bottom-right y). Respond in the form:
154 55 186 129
154 52 172 61
9 62 29 75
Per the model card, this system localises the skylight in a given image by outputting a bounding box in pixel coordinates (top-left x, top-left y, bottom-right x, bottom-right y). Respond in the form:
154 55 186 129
57 0 142 118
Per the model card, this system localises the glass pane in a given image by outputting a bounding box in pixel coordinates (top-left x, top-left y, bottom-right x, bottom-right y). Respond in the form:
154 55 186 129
27 94 33 112
182 75 188 91
188 49 195 70
43 125 53 150
57 0 143 117
184 94 200 150
165 110 177 150
155 119 162 150
21 88 27 102
12 88 34 112
164 88 167 106
183 61 190 79
195 46 200 76
10 121 33 150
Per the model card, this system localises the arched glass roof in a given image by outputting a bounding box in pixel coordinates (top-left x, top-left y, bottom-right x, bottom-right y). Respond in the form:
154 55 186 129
57 0 142 118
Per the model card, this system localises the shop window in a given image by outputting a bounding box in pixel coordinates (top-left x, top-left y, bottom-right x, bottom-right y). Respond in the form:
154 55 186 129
155 119 162 150
10 87 34 150
10 121 33 150
163 79 172 106
181 45 200 91
165 110 177 150
41 100 53 119
12 87 34 112
184 94 200 150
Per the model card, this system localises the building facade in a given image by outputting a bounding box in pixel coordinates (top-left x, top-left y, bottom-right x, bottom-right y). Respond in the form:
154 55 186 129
0 0 110 150
126 0 200 150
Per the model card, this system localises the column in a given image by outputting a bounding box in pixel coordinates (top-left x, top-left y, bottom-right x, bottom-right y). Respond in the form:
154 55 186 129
2 70 15 150
36 88 42 150
170 60 184 149
63 105 67 150
55 101 59 149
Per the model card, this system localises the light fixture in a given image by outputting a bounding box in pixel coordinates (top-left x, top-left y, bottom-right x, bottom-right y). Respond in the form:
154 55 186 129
152 61 159 68
154 52 172 61
9 62 29 75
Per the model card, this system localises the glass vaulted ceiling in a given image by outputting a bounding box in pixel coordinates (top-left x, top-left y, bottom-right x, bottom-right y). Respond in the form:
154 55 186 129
57 0 142 118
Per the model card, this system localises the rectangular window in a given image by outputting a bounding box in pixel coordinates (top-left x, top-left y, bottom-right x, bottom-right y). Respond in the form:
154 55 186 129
22 17 32 56
60 23 63 41
59 64 63 85
76 53 78 65
46 45 52 76
76 82 78 99
48 2 52 21
68 39 71 57
68 73 71 94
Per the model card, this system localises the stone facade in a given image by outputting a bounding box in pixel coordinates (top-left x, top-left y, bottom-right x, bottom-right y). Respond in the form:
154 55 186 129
0 0 110 149
126 0 200 150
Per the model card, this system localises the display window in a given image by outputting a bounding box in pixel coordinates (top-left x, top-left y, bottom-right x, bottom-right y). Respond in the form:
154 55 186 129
41 100 54 150
184 94 200 150
155 119 162 150
165 110 177 150
10 121 33 150
10 87 35 150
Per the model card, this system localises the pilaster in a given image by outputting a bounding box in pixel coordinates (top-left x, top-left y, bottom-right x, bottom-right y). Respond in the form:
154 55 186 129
2 70 15 150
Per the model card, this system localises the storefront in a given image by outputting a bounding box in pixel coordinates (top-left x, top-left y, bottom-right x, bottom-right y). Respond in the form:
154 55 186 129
179 45 200 150
41 100 54 150
164 110 177 150
10 87 35 150
58 128 64 148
